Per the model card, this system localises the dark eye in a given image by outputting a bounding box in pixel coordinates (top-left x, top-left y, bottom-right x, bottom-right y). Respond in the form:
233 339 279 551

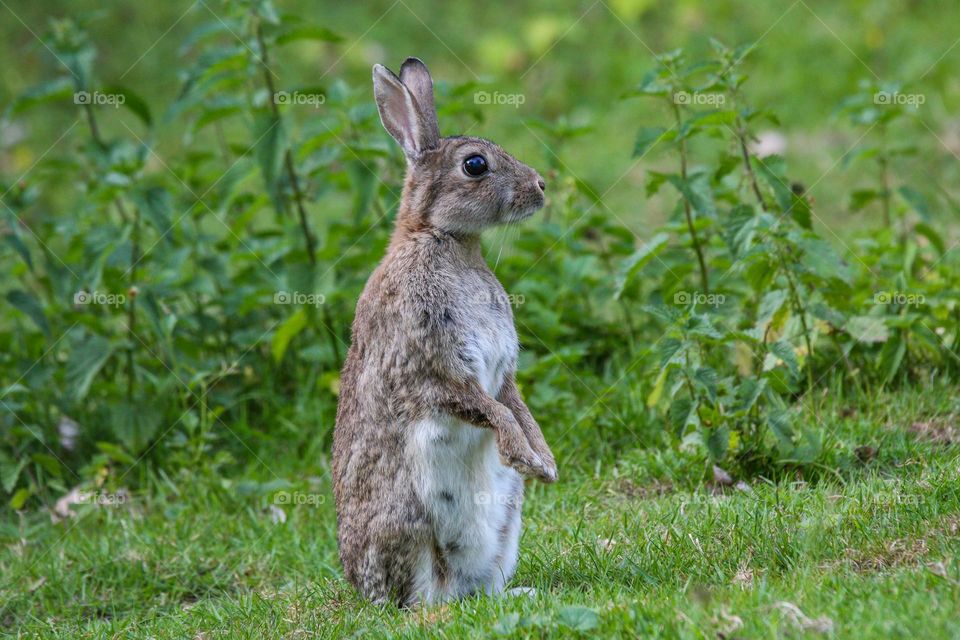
463 155 488 176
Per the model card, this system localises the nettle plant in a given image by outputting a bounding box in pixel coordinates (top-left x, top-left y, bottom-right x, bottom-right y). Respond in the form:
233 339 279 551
617 41 958 469
0 3 403 506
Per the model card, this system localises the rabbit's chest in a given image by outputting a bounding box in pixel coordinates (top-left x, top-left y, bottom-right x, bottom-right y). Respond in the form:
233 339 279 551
459 285 518 396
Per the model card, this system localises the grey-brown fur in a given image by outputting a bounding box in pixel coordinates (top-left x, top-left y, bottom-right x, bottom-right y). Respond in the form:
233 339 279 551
332 57 556 607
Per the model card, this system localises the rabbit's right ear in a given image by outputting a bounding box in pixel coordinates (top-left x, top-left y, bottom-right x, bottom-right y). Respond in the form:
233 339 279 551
373 62 440 160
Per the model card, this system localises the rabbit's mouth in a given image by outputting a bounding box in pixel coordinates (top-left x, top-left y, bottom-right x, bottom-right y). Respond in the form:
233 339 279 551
505 193 545 223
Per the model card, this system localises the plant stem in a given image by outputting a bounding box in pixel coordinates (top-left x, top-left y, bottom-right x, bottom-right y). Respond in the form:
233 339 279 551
127 205 140 400
79 89 139 398
255 21 317 265
254 18 340 367
671 101 710 294
878 124 892 230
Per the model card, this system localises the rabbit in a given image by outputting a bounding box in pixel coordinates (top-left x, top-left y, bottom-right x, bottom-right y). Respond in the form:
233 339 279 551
332 57 557 607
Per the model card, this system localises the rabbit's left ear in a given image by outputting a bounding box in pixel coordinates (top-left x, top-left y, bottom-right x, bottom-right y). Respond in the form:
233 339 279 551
372 58 440 160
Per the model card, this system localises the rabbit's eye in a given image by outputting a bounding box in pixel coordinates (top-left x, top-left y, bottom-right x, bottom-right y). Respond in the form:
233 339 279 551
462 155 488 176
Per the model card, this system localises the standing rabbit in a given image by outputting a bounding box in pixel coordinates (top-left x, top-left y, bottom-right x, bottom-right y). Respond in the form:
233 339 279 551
332 57 557 606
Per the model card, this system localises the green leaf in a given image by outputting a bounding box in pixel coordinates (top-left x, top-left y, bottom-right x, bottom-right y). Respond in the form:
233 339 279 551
898 186 932 221
66 335 114 402
647 367 669 408
103 85 153 126
915 222 945 254
253 111 286 213
614 232 670 299
31 453 62 477
272 308 308 363
733 377 767 414
9 77 74 116
7 289 50 336
97 441 137 465
9 487 31 510
706 425 730 460
632 127 674 158
795 235 851 283
134 187 173 234
666 172 717 218
0 452 27 493
844 316 889 344
849 189 878 212
768 341 799 376
6 290 50 336
557 606 599 632
693 366 718 401
878 331 906 384
755 289 788 334
657 338 685 368
723 204 758 257
669 396 697 436
111 401 163 453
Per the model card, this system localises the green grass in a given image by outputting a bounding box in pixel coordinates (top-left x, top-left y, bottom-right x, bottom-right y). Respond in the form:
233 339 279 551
3 388 958 638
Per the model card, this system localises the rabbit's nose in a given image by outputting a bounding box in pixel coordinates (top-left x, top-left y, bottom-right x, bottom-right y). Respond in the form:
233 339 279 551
536 177 546 192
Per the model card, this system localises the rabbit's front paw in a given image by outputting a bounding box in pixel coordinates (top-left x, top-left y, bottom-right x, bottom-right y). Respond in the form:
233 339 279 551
497 430 556 482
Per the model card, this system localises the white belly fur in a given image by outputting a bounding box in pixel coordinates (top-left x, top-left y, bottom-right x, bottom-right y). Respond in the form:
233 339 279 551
409 415 523 601
407 301 523 602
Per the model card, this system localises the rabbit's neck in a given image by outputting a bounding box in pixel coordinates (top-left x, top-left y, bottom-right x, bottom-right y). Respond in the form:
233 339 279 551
389 224 485 264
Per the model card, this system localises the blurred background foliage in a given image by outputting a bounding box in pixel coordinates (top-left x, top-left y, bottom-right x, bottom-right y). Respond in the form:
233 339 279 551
1 0 959 511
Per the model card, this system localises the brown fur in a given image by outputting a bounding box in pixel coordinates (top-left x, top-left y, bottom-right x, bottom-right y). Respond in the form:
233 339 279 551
332 57 556 606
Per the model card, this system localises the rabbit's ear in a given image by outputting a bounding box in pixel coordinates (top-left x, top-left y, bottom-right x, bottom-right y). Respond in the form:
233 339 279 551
373 62 440 160
399 57 440 142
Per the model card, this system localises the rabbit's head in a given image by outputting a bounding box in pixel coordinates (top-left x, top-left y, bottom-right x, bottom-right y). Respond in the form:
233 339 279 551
373 58 545 235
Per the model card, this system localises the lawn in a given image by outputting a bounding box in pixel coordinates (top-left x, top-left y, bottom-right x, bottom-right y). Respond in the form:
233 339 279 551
3 386 958 637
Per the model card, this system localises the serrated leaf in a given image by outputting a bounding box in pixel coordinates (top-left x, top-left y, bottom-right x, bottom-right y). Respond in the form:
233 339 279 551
669 396 698 436
657 338 685 368
733 377 766 414
706 425 730 460
756 289 788 334
693 366 718 401
666 172 717 218
66 335 114 402
768 341 799 376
